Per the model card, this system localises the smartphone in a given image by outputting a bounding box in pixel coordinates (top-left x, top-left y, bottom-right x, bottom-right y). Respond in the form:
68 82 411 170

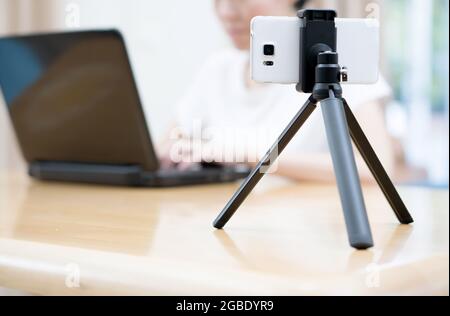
250 16 380 85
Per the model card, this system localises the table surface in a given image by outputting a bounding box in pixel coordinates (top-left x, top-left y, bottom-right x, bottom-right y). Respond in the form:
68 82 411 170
0 171 448 296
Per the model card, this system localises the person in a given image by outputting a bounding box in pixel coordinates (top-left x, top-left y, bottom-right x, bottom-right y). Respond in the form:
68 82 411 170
159 0 395 184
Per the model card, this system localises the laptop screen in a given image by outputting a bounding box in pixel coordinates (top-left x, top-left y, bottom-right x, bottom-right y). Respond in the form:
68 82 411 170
0 30 158 171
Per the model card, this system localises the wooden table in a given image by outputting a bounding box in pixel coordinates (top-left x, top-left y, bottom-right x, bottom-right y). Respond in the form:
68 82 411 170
0 171 448 296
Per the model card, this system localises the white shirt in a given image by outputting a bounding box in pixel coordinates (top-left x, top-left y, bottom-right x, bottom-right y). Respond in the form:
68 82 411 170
175 49 391 160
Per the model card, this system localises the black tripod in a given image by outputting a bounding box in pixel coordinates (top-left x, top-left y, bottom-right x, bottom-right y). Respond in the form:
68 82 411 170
213 51 414 250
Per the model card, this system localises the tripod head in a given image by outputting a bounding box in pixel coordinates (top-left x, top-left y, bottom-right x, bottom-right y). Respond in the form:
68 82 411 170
312 51 344 101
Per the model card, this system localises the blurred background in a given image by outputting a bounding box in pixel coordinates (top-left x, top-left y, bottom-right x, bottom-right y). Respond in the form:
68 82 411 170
0 0 448 187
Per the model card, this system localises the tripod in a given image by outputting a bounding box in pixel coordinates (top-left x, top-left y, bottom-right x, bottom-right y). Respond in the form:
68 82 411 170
213 51 414 250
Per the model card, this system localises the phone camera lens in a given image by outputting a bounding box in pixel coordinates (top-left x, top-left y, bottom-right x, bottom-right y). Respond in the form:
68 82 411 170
263 44 275 56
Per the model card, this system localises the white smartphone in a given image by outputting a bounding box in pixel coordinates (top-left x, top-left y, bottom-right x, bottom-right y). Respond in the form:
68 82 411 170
250 16 380 85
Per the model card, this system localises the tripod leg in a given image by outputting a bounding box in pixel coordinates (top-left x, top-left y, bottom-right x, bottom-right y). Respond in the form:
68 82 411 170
213 96 318 229
342 100 414 224
321 95 374 249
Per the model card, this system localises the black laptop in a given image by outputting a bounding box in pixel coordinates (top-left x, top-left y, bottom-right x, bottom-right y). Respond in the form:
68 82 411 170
0 30 250 186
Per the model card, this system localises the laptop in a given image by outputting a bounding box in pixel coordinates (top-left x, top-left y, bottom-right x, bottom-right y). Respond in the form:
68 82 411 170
0 30 251 187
